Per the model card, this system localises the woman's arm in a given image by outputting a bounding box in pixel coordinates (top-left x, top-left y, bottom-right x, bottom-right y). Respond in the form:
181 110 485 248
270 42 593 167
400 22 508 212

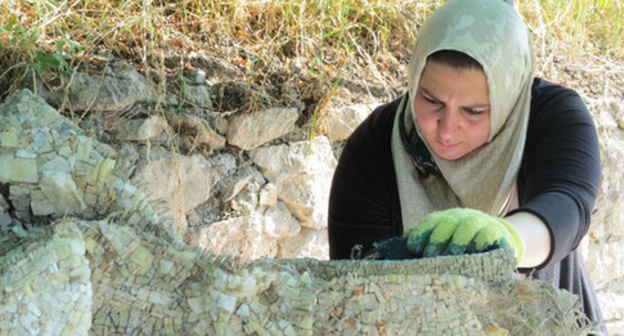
512 79 601 271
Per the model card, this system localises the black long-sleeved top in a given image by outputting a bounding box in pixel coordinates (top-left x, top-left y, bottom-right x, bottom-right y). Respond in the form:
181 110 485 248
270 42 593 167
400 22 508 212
328 78 606 330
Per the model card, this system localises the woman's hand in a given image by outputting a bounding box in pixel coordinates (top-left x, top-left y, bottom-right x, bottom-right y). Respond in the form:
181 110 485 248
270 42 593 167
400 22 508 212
405 208 525 264
362 208 547 267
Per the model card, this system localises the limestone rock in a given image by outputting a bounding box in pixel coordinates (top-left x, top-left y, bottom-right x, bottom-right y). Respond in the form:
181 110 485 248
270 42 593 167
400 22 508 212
327 103 379 141
227 107 298 150
49 60 156 112
184 84 213 108
584 98 624 334
249 136 336 229
220 164 266 203
221 174 254 203
37 170 87 216
596 286 624 332
593 134 624 240
277 228 329 260
131 153 220 218
165 113 226 150
187 213 278 259
115 143 140 180
186 69 207 84
263 201 301 239
583 240 624 289
258 183 278 208
114 115 170 141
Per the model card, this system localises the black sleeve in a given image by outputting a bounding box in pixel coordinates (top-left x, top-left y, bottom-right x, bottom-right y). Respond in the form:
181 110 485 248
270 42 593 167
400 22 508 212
328 98 404 260
512 78 602 272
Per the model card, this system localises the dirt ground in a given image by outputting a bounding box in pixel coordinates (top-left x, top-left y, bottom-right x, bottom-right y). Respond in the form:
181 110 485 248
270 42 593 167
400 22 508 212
198 42 623 138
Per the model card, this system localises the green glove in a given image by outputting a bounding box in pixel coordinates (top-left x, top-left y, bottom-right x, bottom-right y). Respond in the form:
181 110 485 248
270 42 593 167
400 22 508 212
405 208 525 264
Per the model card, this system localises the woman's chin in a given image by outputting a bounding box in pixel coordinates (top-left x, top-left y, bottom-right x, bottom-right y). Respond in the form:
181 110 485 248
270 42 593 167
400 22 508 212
433 145 465 161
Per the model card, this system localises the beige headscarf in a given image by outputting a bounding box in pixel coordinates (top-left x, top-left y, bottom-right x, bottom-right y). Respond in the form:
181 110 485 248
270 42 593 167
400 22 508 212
392 0 536 231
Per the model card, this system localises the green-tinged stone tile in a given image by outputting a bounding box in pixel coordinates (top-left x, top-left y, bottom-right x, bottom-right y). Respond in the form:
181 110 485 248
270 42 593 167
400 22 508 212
16 103 28 114
9 184 30 196
10 157 38 183
39 170 87 215
16 149 36 159
30 190 54 216
97 158 116 185
1 130 18 148
0 154 15 181
58 144 73 158
44 130 54 145
40 156 71 173
84 193 98 207
76 136 93 161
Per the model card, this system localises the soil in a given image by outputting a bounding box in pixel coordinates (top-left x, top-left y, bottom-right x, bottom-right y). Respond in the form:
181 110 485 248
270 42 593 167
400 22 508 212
42 26 624 157
196 46 624 137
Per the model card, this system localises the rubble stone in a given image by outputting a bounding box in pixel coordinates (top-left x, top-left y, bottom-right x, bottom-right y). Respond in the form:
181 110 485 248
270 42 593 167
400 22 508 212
227 107 298 150
249 136 336 229
114 115 169 141
0 83 616 335
327 103 379 141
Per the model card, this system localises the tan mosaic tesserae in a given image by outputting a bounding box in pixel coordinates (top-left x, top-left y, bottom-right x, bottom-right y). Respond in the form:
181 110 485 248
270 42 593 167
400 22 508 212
0 90 599 335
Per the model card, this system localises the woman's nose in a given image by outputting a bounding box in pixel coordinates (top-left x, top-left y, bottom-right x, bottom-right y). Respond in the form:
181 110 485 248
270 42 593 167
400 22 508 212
438 110 461 140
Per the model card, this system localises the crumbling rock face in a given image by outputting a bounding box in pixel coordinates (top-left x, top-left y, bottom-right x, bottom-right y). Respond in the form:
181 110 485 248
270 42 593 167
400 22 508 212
34 59 157 113
11 57 624 332
0 89 599 335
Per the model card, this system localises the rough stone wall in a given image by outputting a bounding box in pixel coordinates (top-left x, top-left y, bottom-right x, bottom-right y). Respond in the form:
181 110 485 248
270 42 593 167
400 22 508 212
581 97 624 332
0 89 601 335
2 51 624 333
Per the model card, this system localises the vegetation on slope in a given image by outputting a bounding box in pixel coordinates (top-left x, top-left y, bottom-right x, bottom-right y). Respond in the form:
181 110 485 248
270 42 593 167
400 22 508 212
0 0 622 135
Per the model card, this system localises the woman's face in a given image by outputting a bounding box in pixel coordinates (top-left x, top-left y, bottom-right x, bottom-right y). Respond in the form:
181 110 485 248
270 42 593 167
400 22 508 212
413 61 491 160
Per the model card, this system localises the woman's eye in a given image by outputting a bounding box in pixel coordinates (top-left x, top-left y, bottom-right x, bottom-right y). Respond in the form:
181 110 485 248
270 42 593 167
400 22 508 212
464 108 484 115
424 96 440 105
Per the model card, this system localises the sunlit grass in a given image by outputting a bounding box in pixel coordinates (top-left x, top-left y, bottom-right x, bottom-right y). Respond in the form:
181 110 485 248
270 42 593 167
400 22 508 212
0 0 621 105
522 0 622 59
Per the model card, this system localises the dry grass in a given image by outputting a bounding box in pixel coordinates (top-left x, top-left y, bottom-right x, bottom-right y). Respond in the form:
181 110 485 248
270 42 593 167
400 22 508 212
0 0 622 128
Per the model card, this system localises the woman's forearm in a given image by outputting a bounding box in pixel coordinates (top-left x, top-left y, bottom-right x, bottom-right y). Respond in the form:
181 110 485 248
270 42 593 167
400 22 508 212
504 211 552 268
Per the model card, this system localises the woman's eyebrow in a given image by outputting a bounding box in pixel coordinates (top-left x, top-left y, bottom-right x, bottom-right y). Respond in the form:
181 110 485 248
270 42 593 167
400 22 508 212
465 102 490 109
420 86 434 96
420 86 490 109
419 86 439 100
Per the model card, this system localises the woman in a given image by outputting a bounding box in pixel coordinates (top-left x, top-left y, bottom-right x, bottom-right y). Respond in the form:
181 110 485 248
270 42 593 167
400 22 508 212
328 0 606 332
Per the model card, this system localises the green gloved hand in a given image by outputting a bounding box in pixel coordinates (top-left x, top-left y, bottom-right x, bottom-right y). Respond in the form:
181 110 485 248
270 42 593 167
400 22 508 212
405 208 525 264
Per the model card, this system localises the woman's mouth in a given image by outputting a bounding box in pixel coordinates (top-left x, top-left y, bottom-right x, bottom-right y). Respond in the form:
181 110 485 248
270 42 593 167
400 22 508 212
437 139 459 149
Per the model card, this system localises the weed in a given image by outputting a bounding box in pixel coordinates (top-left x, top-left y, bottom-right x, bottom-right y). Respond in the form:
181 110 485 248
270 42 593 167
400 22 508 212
308 53 342 144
